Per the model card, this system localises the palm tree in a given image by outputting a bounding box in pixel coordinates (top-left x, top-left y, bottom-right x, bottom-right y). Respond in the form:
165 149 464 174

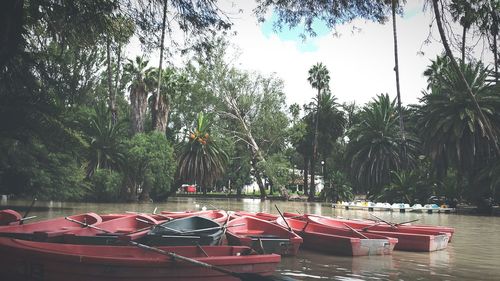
417 61 500 185
147 67 188 134
449 0 477 62
388 0 406 165
124 56 150 134
345 94 417 197
81 102 125 178
423 55 450 91
307 62 330 201
177 112 229 195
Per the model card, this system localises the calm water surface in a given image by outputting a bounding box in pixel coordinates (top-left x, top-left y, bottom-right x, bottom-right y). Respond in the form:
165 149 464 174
2 197 499 281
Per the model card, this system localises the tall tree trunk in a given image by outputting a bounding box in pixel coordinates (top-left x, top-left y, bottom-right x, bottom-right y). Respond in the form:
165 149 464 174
106 37 117 124
152 95 169 133
309 88 321 202
155 0 167 112
432 0 500 156
303 157 309 196
114 41 122 119
391 0 406 164
491 0 499 82
0 0 24 68
461 25 467 63
130 87 147 134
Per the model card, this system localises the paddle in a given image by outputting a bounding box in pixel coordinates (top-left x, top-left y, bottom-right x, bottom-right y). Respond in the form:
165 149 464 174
274 205 292 232
20 197 37 225
342 223 369 239
65 217 113 234
369 213 397 229
126 211 174 221
394 219 420 226
368 214 420 228
13 215 37 223
136 218 183 234
128 240 277 281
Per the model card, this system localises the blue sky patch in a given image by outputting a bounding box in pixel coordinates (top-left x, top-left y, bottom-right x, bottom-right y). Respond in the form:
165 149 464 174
260 13 331 52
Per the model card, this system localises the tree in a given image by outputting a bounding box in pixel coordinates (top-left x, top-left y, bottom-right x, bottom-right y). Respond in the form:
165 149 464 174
147 67 189 134
254 0 390 36
389 0 406 159
177 112 229 195
79 102 125 178
417 61 500 187
307 62 330 201
345 94 417 197
449 0 477 62
431 0 500 156
124 56 150 134
132 0 232 127
122 132 176 201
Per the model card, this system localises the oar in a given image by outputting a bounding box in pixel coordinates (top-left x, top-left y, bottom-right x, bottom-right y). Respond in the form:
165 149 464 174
20 197 37 225
394 219 420 226
343 223 369 239
126 211 174 221
369 213 397 229
128 240 276 281
361 222 382 231
135 218 183 234
14 215 37 223
65 217 113 234
275 205 292 232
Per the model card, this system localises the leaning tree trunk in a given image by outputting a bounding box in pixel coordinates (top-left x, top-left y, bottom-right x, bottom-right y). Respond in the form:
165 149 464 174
130 87 147 134
309 88 321 202
391 0 406 165
432 0 500 156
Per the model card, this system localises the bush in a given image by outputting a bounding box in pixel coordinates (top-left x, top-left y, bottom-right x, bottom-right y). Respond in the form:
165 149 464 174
122 132 176 201
88 169 123 202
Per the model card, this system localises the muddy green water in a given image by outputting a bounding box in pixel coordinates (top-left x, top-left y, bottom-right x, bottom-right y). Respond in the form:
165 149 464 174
2 197 500 281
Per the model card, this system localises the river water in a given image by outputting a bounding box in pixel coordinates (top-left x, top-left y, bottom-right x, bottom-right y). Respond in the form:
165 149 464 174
2 197 500 281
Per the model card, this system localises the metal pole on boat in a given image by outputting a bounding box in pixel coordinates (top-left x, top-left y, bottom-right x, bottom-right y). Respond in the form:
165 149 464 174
274 205 292 232
21 197 37 225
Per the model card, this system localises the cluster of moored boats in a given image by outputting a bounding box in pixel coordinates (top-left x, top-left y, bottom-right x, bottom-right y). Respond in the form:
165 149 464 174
0 207 455 280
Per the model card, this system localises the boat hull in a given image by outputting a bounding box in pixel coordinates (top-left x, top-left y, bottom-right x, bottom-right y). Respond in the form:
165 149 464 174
304 214 449 252
226 216 302 256
276 217 396 256
0 213 103 241
0 238 280 281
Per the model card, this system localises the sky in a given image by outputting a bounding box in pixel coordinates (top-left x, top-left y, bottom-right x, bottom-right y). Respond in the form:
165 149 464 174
224 0 440 107
127 0 492 108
